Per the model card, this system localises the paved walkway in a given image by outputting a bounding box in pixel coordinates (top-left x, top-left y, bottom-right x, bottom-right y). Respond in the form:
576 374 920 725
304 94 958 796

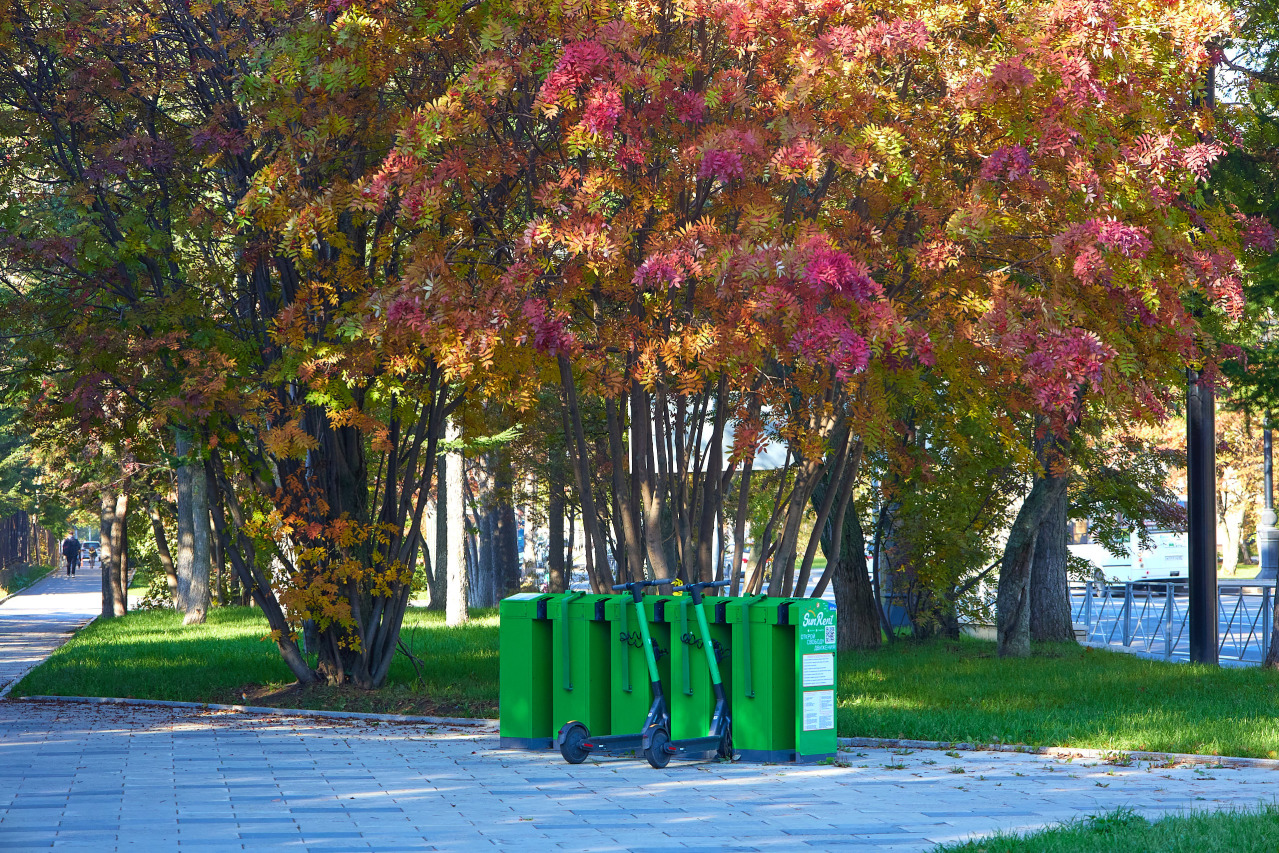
0 567 101 697
2 700 1277 851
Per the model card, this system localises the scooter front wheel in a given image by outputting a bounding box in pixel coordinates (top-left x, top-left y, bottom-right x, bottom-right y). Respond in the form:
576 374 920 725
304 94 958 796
644 727 672 769
559 722 591 765
716 723 733 761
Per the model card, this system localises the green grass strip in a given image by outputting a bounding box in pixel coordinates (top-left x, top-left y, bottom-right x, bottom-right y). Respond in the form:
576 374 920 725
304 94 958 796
839 638 1279 758
936 805 1279 852
12 606 498 718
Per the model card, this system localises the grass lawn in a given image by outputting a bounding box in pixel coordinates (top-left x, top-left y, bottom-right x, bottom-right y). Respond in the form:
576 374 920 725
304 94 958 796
840 638 1279 758
937 806 1279 852
11 605 499 718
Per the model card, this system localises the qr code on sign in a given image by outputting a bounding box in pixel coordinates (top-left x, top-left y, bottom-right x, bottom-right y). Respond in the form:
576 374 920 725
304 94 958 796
825 625 836 645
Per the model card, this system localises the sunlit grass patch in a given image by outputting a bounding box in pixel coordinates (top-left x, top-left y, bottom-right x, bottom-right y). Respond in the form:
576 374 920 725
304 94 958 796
12 605 499 718
840 638 1279 757
936 805 1279 852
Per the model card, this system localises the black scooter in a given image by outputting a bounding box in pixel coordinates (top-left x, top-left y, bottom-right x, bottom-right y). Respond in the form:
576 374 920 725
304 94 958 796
557 578 732 768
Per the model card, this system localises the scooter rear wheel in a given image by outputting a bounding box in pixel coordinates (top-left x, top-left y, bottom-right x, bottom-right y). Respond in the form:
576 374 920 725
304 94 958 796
644 727 672 769
559 722 591 765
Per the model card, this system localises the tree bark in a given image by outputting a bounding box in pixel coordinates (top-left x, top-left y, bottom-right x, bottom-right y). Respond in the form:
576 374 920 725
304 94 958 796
185 441 212 624
558 355 614 591
110 492 129 617
148 499 179 608
174 432 196 614
99 490 117 619
495 499 519 598
428 457 448 612
1220 502 1245 575
996 475 1068 657
832 510 883 651
443 421 468 626
548 480 566 593
1029 484 1075 642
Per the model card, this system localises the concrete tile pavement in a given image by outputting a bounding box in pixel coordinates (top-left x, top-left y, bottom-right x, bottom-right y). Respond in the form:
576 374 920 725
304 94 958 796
0 567 102 697
1 701 1277 851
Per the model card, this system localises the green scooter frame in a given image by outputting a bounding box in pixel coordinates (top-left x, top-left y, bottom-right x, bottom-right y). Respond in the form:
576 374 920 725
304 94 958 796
639 579 732 768
557 578 671 765
556 579 733 769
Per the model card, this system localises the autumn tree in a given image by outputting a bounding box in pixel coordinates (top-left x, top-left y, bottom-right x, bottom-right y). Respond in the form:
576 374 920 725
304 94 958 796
0 0 514 687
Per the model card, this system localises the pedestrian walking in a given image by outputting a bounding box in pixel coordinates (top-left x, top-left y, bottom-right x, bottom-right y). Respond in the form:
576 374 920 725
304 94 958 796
61 532 81 578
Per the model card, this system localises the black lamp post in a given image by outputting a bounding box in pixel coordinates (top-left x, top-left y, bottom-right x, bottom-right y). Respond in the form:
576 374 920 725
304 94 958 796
1187 368 1218 664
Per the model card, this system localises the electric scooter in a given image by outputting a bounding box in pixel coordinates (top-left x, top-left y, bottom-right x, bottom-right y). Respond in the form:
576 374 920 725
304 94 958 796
556 578 732 769
640 579 732 768
557 578 671 765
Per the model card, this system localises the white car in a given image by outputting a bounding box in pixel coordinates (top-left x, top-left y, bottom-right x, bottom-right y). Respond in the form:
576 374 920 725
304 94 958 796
1068 520 1187 583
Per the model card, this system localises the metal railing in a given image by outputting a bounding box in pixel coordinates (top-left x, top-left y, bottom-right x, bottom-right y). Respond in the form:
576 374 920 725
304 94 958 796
1071 580 1276 664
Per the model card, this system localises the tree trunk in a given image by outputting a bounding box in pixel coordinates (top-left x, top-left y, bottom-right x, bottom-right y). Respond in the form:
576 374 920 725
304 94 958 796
185 443 211 625
996 475 1067 657
211 517 226 607
1221 505 1244 575
428 459 448 612
832 511 883 651
1265 589 1279 668
475 505 494 607
557 355 614 591
148 499 179 608
1029 485 1074 642
110 492 129 617
206 451 318 686
174 432 196 614
443 421 468 626
99 490 117 619
496 500 519 598
548 482 566 593
493 448 520 597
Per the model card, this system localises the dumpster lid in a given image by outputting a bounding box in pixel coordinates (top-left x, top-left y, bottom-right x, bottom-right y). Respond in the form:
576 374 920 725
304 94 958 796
560 593 614 620
499 592 555 619
722 596 792 624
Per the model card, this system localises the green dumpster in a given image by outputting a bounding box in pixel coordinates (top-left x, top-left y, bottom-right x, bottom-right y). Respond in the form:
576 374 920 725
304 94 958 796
606 594 672 737
664 594 732 749
718 596 837 763
498 592 556 749
790 597 838 761
548 592 614 736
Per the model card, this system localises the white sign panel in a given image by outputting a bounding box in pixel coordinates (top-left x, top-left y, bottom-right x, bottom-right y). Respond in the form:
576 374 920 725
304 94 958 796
802 690 835 732
802 653 835 687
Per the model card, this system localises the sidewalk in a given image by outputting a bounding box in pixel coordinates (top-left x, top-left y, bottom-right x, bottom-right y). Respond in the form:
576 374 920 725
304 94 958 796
2 699 1276 851
0 567 101 697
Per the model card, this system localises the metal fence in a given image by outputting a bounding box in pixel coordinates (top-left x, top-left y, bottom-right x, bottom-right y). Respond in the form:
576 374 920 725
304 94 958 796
1071 580 1276 664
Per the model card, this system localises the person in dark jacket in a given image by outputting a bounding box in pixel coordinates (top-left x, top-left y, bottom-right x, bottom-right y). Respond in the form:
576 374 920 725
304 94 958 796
61 533 81 577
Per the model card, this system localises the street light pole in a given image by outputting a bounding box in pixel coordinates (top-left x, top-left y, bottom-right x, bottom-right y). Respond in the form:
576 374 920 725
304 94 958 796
1187 368 1218 664
1260 422 1278 580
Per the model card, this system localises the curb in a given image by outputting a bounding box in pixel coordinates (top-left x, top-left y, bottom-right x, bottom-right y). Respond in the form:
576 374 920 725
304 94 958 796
837 736 1279 771
12 694 498 728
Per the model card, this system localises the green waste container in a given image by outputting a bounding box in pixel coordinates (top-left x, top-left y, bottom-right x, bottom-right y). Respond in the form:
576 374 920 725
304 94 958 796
606 594 673 737
498 592 556 749
548 592 614 736
664 595 732 750
789 597 838 761
718 596 837 763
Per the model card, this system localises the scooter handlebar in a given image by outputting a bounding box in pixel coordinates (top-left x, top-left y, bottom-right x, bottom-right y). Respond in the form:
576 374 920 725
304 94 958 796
611 578 674 591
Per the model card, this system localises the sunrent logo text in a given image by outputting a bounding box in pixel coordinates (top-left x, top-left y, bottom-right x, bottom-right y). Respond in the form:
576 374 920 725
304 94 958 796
802 609 835 628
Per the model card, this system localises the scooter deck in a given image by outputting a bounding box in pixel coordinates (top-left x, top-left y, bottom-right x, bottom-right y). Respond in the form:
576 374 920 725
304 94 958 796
581 732 647 753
